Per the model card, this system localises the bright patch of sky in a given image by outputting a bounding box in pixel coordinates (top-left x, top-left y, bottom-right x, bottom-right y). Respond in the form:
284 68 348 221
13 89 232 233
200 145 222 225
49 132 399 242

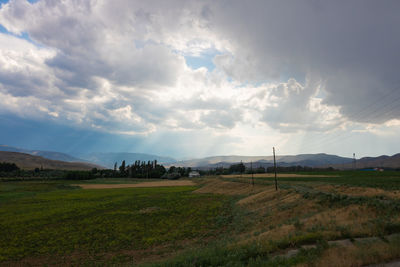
0 23 38 46
184 50 221 71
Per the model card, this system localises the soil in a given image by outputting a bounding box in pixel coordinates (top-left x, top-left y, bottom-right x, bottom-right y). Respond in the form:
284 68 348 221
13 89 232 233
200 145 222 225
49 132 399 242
74 180 196 189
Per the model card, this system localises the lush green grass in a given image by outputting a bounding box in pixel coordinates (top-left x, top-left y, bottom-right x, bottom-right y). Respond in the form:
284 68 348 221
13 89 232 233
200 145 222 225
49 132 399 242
0 181 232 264
233 171 400 190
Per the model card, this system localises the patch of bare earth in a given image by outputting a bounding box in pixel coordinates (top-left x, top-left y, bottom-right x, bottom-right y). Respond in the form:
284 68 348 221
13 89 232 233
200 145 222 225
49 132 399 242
193 179 267 195
74 180 195 189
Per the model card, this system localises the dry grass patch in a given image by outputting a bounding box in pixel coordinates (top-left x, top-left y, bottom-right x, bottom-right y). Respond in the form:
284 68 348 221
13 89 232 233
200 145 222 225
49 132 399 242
239 190 309 218
258 224 296 242
74 180 196 189
302 205 377 237
193 179 267 195
315 184 400 199
309 239 400 267
237 186 281 205
238 193 322 244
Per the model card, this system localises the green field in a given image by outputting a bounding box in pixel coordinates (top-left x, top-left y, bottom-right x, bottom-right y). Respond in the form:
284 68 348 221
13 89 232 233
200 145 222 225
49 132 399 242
2 171 400 266
226 170 400 189
0 181 233 265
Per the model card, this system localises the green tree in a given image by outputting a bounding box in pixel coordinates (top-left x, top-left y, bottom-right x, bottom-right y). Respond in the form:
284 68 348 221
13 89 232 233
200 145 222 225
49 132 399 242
119 160 126 176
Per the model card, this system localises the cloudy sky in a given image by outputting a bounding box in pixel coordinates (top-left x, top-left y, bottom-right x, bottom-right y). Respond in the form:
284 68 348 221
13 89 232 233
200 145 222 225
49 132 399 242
0 0 399 159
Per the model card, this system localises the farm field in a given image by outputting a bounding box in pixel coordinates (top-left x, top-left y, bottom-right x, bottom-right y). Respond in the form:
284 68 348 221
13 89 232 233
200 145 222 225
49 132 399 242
2 171 400 266
74 180 195 189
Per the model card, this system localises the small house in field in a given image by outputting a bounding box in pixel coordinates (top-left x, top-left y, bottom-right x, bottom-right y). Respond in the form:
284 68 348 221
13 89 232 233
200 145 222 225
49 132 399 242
189 171 200 178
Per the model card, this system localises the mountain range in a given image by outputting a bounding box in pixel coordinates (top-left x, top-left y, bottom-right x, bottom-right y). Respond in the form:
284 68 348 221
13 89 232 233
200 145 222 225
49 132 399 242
0 145 85 162
169 154 355 168
0 151 100 170
1 144 399 170
329 153 400 170
0 145 177 169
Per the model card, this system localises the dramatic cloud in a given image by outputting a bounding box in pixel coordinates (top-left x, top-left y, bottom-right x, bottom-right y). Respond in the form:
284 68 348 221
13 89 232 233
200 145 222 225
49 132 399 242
208 0 400 124
0 0 399 157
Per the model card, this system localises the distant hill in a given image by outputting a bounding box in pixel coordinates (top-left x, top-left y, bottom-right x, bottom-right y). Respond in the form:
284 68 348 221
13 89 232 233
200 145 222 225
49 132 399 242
172 156 273 168
0 145 85 163
329 153 400 170
172 153 353 169
80 152 177 169
0 151 102 170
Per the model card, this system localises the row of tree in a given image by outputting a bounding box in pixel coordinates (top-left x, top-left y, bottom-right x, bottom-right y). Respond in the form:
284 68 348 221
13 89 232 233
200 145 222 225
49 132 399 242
0 162 19 172
113 160 167 178
110 161 194 179
0 160 170 180
197 163 338 176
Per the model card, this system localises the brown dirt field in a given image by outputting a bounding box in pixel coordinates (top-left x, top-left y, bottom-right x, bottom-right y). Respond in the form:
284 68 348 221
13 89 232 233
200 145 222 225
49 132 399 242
193 179 267 195
221 173 337 178
74 180 195 189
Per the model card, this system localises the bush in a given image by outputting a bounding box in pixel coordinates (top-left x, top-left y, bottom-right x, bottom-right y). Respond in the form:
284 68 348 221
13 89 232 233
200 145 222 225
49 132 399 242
63 171 94 180
0 162 20 172
161 172 181 180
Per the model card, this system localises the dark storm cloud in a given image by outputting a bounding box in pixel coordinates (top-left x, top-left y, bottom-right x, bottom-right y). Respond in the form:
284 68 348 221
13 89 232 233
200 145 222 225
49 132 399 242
207 0 400 124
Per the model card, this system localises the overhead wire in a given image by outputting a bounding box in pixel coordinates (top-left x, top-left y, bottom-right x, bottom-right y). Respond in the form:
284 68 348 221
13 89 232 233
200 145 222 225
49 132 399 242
298 85 400 153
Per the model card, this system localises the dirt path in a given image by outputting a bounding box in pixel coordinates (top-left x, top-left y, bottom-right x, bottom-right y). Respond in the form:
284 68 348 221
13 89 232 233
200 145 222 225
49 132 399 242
74 180 196 189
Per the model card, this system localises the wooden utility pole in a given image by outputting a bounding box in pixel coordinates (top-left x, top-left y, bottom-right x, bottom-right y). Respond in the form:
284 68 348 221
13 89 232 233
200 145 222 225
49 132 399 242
251 161 254 187
273 147 278 191
240 160 243 178
353 153 356 171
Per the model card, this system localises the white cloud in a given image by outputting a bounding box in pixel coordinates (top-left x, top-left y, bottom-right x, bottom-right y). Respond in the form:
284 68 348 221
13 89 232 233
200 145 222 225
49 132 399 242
0 0 399 158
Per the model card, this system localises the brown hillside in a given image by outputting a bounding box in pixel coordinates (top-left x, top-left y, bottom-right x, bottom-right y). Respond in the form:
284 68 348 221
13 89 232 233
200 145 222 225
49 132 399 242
0 151 102 170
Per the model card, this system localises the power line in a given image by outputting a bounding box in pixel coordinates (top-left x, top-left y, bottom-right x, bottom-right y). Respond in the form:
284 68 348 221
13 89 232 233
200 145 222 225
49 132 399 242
302 85 400 152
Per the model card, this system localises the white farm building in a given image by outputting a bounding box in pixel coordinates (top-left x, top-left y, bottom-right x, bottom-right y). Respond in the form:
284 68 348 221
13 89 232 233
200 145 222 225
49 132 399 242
189 171 200 178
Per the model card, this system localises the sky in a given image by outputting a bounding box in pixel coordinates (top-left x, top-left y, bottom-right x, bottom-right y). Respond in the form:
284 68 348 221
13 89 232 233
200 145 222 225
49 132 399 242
0 0 400 159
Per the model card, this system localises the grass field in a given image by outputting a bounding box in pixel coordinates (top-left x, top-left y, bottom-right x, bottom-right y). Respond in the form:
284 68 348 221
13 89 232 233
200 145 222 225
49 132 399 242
0 181 233 265
2 171 400 266
223 170 400 189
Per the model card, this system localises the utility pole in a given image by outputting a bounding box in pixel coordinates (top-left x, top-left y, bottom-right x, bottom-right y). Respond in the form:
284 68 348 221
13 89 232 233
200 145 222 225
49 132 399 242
353 153 356 171
273 147 278 191
240 160 243 178
251 161 254 187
